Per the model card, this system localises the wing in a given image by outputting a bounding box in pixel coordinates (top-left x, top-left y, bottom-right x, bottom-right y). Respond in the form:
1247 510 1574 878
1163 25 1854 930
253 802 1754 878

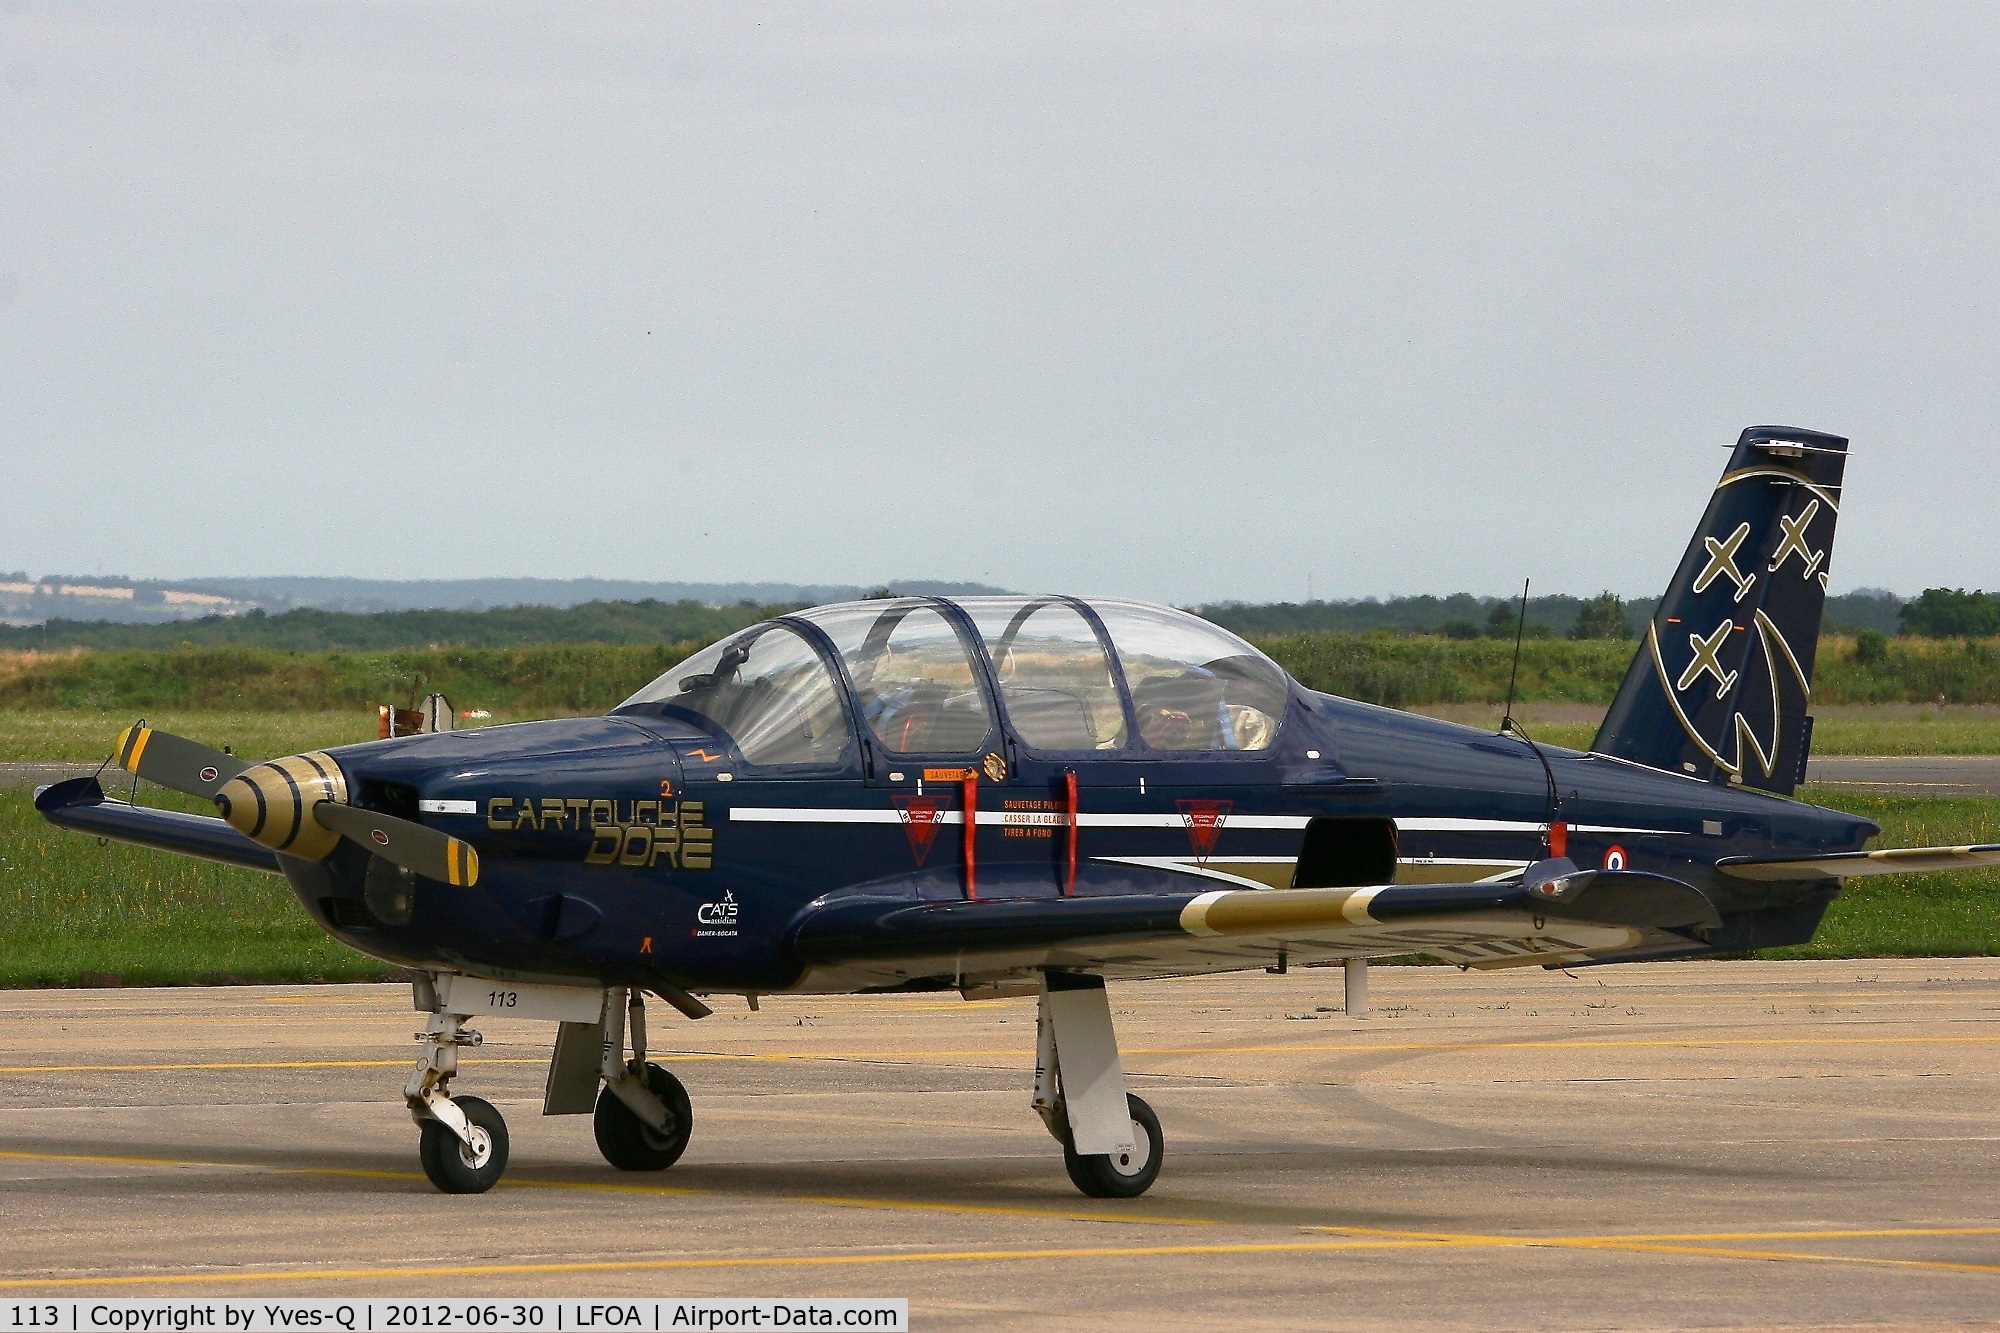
786 867 1721 991
35 776 281 873
1720 844 2000 881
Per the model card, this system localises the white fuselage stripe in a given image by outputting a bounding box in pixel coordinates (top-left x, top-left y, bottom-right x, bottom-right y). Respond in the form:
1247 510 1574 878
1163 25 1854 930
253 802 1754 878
728 807 1683 836
1097 857 1282 891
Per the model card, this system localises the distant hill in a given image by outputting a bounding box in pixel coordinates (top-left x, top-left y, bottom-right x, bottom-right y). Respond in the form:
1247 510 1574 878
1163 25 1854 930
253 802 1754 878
0 575 1010 627
0 600 791 652
170 576 1013 614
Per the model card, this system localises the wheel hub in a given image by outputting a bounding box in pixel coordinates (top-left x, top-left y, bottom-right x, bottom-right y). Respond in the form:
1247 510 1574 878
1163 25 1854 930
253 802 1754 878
457 1124 494 1170
1112 1117 1153 1176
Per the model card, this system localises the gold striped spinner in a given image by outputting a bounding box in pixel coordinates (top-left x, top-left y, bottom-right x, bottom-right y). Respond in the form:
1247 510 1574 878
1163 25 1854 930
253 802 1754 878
215 751 349 860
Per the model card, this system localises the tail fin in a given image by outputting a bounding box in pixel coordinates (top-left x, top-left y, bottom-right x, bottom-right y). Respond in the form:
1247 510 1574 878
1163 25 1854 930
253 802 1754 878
1593 425 1848 793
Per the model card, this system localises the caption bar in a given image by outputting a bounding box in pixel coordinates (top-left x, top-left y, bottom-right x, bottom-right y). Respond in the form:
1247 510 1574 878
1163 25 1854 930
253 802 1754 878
4 1303 907 1333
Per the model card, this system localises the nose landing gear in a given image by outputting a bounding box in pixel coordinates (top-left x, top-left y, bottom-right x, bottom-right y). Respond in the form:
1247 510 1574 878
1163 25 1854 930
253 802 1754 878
407 1009 511 1194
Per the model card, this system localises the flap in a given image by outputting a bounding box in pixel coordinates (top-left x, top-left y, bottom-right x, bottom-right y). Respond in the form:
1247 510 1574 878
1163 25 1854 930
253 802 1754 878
1720 843 2000 881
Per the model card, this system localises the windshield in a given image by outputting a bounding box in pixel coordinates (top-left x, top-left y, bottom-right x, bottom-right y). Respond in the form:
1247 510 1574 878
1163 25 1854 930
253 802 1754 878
1088 599 1289 750
616 623 851 766
793 600 995 754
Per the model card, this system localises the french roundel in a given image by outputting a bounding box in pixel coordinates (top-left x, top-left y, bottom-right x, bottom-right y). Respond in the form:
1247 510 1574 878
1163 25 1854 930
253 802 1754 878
1603 844 1628 871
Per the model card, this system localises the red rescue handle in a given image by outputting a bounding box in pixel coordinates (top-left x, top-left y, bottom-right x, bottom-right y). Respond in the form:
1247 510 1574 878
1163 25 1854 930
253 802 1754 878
1063 769 1079 896
962 772 979 899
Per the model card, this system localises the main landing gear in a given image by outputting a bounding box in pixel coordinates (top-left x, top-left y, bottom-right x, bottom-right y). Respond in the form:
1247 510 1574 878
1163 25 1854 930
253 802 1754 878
590 986 694 1171
1032 972 1164 1198
406 982 692 1194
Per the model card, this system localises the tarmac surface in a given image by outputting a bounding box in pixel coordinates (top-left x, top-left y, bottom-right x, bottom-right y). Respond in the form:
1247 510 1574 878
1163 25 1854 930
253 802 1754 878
3 962 2000 1328
1805 755 2000 798
0 761 100 791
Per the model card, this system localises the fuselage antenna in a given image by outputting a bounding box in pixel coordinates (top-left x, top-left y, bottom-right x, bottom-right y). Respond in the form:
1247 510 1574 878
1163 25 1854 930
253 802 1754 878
1500 578 1529 735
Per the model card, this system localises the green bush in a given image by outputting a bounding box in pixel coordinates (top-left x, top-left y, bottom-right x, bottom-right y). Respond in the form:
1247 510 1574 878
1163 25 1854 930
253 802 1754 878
1571 591 1635 640
1900 588 2000 638
11 629 2000 715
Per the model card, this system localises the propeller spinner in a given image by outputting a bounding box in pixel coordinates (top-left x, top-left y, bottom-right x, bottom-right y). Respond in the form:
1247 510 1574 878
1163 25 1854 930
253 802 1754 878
114 726 479 886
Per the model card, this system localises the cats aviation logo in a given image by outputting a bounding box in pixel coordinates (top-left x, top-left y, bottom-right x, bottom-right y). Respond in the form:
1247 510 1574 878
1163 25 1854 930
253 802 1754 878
892 794 953 866
693 889 740 938
1175 799 1232 866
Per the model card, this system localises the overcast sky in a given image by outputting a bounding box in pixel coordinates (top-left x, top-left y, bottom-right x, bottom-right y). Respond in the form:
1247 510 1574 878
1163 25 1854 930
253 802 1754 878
2 3 1994 604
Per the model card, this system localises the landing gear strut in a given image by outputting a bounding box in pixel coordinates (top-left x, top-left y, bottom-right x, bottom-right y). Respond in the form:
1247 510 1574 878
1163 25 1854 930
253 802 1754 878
592 988 693 1171
1032 971 1163 1198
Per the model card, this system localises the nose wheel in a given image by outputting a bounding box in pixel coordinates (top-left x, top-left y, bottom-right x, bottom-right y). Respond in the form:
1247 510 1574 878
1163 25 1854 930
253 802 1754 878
406 1007 512 1195
419 1094 510 1193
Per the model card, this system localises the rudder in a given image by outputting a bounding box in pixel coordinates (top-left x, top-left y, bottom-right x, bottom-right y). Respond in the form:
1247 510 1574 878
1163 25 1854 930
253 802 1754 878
1593 425 1848 793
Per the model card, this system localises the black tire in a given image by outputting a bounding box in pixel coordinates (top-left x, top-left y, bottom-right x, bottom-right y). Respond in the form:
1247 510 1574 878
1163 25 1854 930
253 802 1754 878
418 1094 509 1194
594 1062 693 1171
1061 1094 1162 1199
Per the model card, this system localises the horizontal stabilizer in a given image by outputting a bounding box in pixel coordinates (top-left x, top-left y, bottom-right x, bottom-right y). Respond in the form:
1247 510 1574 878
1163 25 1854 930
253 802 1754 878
1720 844 2000 881
34 776 281 873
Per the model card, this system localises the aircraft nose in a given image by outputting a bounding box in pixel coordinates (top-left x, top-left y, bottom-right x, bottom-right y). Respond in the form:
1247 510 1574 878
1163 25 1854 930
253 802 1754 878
214 751 349 859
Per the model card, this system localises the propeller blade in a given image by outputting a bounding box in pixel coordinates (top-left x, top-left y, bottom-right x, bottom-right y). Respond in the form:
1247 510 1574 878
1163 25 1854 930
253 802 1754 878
114 726 251 800
312 801 480 887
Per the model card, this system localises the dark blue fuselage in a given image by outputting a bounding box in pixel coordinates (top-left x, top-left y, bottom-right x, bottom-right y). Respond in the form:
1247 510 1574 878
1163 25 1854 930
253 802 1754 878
288 651 1876 993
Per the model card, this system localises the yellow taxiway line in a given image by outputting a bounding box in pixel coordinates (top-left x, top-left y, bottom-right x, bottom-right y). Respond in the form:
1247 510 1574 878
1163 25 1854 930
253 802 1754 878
3 1227 1999 1289
0 1059 544 1074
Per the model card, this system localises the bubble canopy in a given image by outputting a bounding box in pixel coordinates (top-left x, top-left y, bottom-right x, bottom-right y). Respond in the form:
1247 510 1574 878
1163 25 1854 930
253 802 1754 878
614 597 1291 762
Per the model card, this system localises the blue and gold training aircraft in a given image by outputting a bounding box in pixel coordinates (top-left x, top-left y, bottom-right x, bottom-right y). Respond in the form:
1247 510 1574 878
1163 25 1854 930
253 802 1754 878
37 425 2000 1197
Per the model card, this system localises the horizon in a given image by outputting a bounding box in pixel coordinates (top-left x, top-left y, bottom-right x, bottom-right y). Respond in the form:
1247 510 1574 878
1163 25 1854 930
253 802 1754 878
0 570 1915 603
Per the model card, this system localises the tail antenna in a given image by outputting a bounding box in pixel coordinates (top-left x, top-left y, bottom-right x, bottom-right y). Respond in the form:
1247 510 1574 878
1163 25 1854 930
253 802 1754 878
1500 579 1528 735
1496 579 1563 841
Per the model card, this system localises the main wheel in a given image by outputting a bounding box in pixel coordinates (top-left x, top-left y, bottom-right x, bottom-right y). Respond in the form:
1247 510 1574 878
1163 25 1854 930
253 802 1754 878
594 1062 693 1171
1061 1093 1162 1199
418 1094 509 1194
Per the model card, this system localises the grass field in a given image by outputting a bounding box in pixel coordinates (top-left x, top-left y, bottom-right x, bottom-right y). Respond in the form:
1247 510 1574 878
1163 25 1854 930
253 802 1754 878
1768 790 2000 957
0 787 395 987
0 709 532 764
10 631 2000 715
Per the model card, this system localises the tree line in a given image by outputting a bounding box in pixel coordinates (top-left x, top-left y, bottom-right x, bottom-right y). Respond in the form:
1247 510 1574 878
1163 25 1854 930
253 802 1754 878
0 588 1979 655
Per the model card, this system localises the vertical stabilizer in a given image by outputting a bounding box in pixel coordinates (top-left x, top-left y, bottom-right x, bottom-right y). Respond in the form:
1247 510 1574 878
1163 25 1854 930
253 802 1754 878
1593 426 1848 793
